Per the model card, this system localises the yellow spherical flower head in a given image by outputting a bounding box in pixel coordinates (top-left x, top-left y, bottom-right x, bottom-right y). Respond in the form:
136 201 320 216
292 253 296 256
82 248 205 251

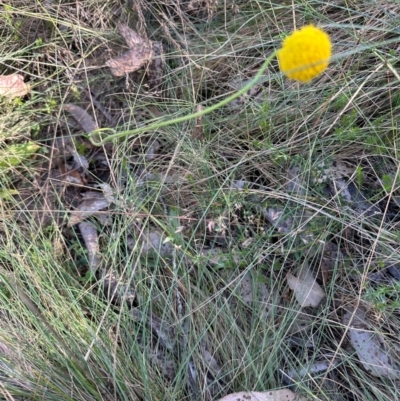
277 25 331 83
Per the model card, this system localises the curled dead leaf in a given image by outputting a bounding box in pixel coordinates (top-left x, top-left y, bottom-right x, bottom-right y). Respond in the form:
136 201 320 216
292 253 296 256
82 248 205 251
118 23 146 48
106 24 153 77
107 49 151 77
68 192 113 227
0 74 30 98
62 104 98 133
78 221 101 273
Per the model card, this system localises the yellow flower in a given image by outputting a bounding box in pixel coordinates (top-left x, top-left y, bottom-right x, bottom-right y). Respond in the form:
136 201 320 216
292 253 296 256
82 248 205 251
277 25 331 83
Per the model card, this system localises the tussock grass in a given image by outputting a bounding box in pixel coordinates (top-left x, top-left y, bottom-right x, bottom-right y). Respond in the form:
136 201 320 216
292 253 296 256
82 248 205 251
0 0 400 400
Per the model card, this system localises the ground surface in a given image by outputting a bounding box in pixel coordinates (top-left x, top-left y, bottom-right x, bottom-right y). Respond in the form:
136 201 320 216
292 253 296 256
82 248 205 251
0 1 400 400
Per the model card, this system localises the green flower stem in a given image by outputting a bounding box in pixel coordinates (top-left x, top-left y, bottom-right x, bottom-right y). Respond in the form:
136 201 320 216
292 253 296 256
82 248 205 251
88 50 278 146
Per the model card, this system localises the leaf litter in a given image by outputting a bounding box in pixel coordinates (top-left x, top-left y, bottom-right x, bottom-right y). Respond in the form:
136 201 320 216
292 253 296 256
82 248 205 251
286 266 325 308
68 191 113 227
218 389 312 401
9 100 400 399
68 152 398 400
4 5 400 401
342 305 400 379
0 74 30 99
62 104 99 133
106 24 163 84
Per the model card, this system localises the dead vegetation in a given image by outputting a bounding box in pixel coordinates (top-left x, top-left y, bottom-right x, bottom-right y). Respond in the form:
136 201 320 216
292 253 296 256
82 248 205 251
0 1 400 400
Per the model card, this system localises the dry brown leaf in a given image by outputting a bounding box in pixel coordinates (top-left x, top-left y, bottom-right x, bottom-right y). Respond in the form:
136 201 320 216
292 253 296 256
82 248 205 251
58 164 86 185
287 266 325 308
62 104 98 133
106 24 153 77
107 49 150 76
218 389 309 401
118 23 145 48
0 74 30 98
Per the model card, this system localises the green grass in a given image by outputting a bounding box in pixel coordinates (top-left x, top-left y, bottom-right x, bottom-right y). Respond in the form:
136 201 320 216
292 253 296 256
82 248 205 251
1 0 400 400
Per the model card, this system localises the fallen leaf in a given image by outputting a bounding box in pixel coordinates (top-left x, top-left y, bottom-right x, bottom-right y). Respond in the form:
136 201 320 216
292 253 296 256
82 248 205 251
118 23 145 49
284 358 339 381
0 74 30 98
217 389 309 401
66 145 89 171
79 221 101 273
342 306 400 379
106 24 153 77
286 266 325 307
62 104 98 133
53 162 86 186
68 192 113 227
263 207 293 234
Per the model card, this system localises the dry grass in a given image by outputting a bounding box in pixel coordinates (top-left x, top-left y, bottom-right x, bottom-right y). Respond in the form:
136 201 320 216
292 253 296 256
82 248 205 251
0 1 400 400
